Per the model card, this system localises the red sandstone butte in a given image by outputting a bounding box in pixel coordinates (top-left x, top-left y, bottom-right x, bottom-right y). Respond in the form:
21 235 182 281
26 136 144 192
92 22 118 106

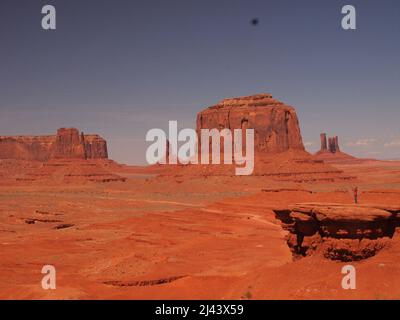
0 128 108 161
164 93 351 180
196 93 305 155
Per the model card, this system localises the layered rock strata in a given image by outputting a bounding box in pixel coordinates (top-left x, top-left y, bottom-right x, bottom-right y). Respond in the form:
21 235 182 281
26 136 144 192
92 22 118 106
163 94 353 181
0 128 108 161
274 203 400 261
196 93 305 155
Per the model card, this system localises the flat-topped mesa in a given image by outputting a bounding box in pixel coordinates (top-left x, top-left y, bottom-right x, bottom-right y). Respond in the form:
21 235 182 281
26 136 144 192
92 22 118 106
0 135 54 161
196 93 305 155
0 128 108 161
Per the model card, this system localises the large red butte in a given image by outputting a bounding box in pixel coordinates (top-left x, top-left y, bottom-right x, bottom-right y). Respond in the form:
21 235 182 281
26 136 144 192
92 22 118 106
196 93 305 155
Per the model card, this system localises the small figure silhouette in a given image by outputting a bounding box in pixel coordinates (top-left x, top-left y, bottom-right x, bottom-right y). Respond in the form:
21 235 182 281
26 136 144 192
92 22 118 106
353 186 359 204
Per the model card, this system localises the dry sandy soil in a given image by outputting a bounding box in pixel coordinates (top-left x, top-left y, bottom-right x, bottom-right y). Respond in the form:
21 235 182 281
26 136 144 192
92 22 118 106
0 159 400 300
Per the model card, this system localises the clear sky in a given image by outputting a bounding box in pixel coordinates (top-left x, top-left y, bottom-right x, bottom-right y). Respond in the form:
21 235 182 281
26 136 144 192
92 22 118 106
1 0 400 164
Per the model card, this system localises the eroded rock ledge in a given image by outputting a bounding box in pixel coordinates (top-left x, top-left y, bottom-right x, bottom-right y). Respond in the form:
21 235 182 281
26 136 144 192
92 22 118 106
274 203 400 261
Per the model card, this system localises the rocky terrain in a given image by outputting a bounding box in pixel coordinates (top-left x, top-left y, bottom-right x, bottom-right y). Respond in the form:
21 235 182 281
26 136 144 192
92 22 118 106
0 128 123 184
0 94 399 300
274 203 400 261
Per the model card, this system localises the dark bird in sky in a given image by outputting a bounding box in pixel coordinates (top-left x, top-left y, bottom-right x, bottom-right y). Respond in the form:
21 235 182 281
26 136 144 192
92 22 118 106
251 18 259 26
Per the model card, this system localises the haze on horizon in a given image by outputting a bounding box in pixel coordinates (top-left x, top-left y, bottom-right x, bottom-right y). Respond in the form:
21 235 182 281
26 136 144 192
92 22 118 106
1 0 399 164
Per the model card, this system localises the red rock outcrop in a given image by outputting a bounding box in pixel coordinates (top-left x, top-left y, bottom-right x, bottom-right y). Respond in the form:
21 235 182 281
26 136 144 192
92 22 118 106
159 94 354 181
320 133 327 151
196 93 305 155
274 203 400 261
328 136 340 153
315 133 354 163
0 128 108 161
319 133 341 154
53 128 86 159
0 136 54 161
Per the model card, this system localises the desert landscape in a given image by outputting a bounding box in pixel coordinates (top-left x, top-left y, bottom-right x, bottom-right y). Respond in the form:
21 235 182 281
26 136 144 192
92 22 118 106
1 93 400 300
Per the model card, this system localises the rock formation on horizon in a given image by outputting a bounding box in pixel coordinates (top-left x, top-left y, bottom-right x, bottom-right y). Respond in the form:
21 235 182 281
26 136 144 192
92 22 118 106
196 93 305 155
320 133 328 152
319 133 341 154
162 93 353 181
320 133 341 154
315 133 355 163
0 128 108 161
328 136 340 153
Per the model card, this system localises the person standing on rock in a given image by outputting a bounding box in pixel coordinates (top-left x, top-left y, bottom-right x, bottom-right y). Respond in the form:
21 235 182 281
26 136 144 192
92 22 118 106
353 187 359 204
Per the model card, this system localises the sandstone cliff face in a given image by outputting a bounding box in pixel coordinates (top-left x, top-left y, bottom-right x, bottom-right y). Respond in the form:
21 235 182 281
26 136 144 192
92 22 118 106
53 128 86 159
162 93 353 180
0 128 108 161
196 94 305 155
274 203 400 261
84 135 108 159
0 136 54 161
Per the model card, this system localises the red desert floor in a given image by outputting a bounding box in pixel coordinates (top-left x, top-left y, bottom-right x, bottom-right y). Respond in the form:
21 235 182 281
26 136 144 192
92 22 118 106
0 159 400 300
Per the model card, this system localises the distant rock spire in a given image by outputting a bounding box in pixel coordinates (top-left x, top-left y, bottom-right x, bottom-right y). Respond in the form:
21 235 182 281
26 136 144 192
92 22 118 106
320 133 341 154
334 136 340 152
320 133 327 151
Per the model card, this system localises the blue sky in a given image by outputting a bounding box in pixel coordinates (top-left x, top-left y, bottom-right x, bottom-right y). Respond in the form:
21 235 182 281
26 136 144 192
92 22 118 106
1 0 399 163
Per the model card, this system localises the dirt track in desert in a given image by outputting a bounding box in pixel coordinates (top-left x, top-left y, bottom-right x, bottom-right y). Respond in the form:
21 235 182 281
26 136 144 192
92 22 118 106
1 159 400 300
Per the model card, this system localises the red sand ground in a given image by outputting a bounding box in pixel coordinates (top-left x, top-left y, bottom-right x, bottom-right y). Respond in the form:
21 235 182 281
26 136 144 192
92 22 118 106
0 158 400 300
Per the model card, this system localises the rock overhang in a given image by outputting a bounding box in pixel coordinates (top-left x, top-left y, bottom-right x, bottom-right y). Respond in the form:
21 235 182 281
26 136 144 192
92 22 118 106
274 202 400 261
